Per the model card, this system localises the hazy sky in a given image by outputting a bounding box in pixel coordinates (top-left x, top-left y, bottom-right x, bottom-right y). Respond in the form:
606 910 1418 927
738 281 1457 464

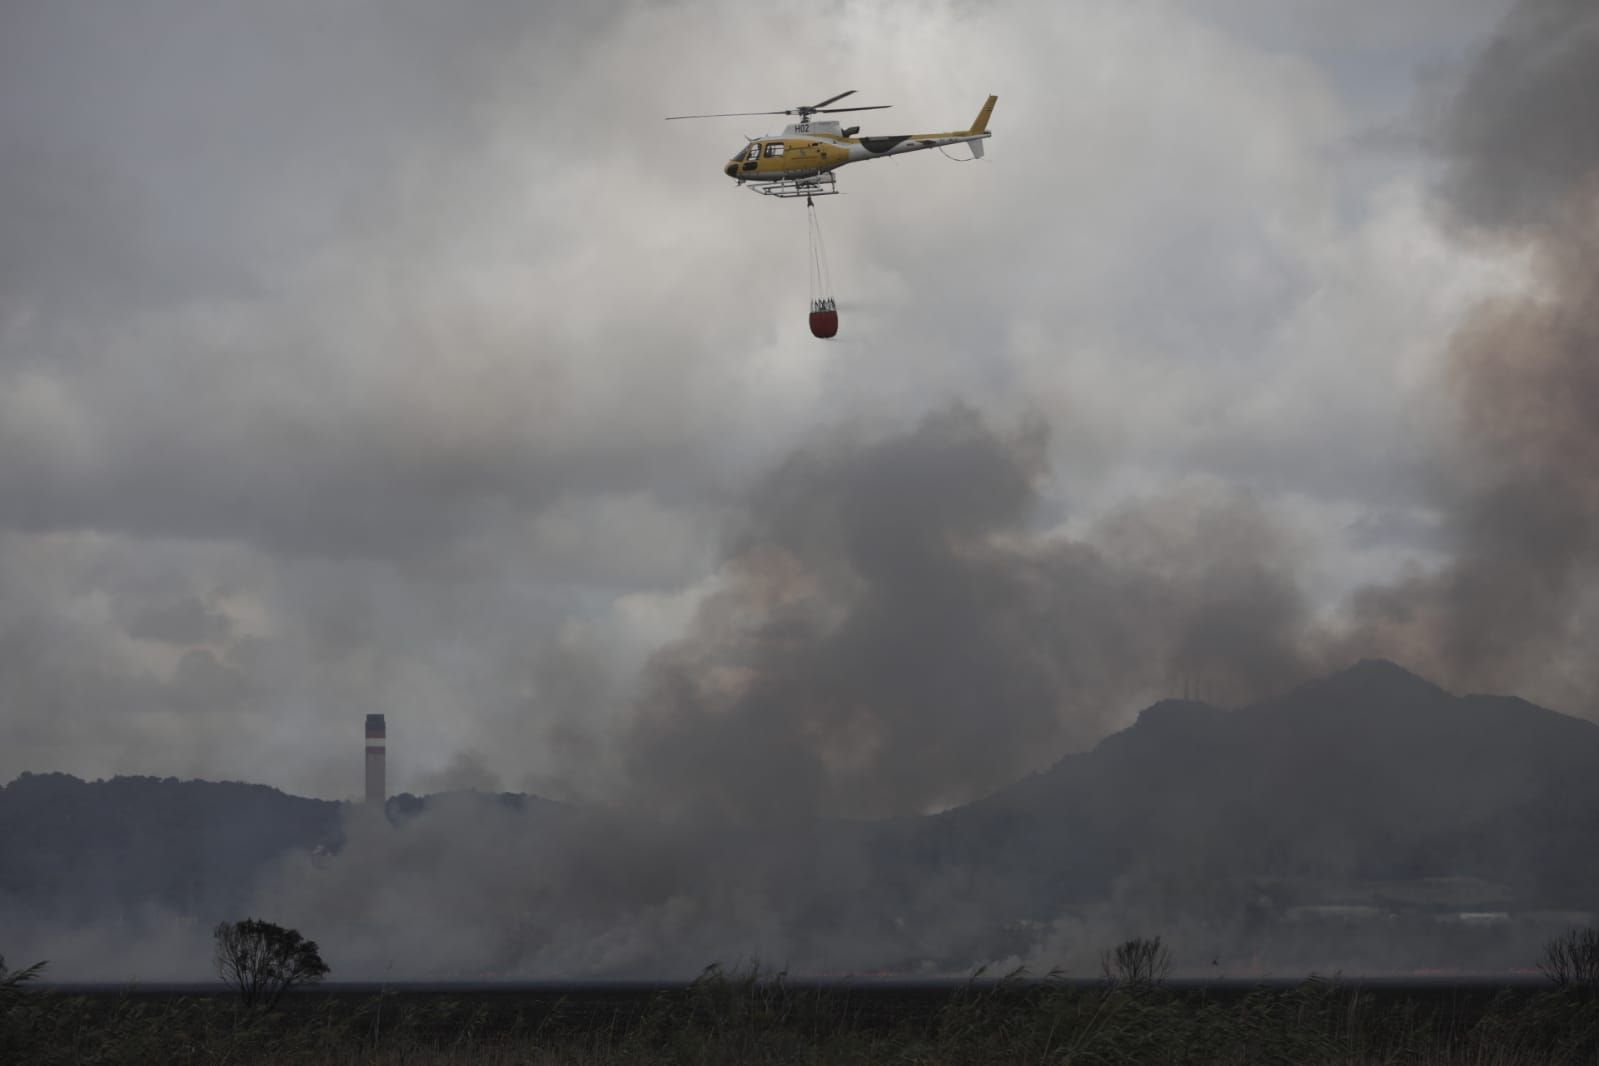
8 0 1585 811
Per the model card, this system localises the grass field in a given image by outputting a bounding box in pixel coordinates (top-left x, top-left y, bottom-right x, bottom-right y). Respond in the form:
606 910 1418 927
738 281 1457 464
7 969 1599 1065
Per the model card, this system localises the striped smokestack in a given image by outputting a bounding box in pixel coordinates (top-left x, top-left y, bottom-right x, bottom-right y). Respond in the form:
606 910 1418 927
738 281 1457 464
364 713 386 805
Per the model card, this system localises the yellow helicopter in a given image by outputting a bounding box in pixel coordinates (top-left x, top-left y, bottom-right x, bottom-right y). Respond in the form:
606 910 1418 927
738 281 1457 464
667 90 997 198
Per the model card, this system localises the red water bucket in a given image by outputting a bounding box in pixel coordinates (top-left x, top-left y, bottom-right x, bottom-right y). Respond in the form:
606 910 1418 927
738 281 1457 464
809 308 838 338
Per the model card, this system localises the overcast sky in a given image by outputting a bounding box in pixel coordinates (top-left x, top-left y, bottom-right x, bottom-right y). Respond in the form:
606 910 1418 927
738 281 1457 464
8 0 1587 810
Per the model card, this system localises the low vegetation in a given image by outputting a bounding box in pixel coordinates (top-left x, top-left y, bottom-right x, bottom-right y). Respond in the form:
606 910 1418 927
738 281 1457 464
8 933 1599 1064
0 953 47 1011
4 971 1599 1064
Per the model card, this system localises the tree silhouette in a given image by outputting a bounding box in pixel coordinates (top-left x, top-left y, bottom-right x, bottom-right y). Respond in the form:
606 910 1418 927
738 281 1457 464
1101 935 1171 991
213 919 329 1008
1540 927 1599 993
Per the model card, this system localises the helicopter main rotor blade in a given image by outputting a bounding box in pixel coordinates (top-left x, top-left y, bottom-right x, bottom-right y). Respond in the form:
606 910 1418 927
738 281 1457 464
809 90 857 110
665 109 791 120
664 97 888 121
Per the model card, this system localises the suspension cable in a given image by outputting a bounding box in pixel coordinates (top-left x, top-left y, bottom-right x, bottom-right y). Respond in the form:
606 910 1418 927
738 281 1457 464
807 199 833 311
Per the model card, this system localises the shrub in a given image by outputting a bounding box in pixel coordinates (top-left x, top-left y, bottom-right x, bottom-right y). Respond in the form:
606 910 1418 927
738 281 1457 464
214 918 330 1009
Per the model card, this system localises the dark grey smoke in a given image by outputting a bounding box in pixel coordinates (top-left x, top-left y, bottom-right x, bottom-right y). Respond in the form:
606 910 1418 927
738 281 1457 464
622 405 1317 823
1343 0 1599 709
1442 0 1599 232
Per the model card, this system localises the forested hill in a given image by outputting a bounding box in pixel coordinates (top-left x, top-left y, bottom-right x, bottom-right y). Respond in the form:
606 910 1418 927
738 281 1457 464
0 773 341 922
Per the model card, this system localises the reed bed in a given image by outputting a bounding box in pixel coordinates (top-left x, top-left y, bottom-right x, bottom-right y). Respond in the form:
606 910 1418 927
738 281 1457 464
5 967 1599 1065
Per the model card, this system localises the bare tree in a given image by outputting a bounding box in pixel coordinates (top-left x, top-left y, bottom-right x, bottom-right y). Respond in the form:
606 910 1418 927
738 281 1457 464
214 919 329 1009
1539 928 1599 992
1101 936 1171 991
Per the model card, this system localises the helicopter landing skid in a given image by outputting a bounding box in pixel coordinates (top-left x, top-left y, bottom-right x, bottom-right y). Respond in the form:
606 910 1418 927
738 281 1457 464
750 173 839 199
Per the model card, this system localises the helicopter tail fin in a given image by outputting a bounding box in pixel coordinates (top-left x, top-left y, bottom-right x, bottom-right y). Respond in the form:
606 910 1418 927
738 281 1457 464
969 94 997 134
969 138 985 159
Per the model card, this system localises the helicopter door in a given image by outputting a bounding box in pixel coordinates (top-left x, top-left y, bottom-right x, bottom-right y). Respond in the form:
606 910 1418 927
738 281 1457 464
742 143 760 172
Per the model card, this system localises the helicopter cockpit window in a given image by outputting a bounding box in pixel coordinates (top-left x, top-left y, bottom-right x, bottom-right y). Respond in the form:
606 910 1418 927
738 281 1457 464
763 143 785 157
744 144 761 163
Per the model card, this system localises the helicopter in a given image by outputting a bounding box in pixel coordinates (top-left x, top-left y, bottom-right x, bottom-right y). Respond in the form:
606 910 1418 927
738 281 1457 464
667 90 997 198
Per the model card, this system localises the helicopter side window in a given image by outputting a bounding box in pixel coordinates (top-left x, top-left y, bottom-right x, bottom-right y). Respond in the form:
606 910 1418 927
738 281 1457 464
745 144 761 163
763 143 785 158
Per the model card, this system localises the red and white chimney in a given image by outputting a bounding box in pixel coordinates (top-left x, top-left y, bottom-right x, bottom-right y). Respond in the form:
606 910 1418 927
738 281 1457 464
364 714 386 805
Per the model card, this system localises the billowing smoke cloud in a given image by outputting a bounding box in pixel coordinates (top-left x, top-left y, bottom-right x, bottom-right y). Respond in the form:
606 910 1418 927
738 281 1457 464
621 405 1317 822
187 405 1327 981
1342 0 1599 710
1442 0 1599 231
250 799 895 979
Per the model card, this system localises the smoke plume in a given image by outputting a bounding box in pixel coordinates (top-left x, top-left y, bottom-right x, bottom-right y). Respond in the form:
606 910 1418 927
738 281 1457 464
621 405 1316 823
1343 0 1599 711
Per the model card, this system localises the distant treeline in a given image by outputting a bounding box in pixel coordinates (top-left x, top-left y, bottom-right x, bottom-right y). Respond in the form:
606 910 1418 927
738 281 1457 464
0 772 340 921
